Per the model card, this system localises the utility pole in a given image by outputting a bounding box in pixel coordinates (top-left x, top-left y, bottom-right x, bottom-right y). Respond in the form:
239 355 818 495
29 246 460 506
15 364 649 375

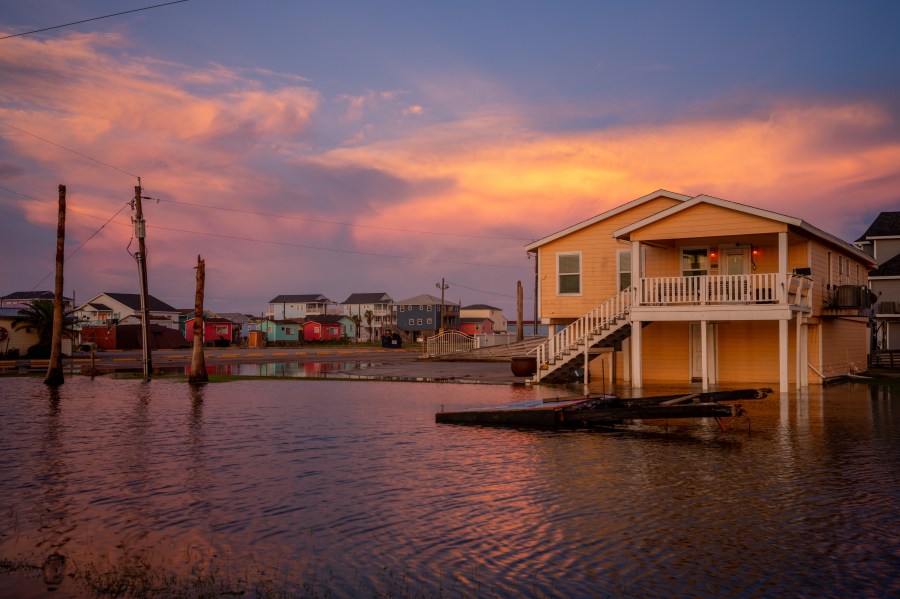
133 180 152 380
516 280 524 343
189 255 208 383
436 278 449 333
45 184 66 386
533 251 539 336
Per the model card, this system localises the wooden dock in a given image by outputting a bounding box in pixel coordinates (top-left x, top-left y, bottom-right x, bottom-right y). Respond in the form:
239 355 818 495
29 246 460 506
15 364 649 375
435 388 772 428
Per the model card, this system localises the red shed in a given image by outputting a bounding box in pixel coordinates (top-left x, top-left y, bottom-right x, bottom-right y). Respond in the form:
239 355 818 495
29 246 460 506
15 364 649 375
303 316 344 341
185 316 234 346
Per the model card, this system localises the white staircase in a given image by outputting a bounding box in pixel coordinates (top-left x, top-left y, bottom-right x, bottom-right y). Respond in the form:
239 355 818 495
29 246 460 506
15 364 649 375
531 290 632 383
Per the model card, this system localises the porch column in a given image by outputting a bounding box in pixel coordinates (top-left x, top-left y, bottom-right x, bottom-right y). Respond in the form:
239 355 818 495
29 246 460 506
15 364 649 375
797 315 809 388
631 319 643 388
583 343 589 386
630 240 642 388
701 320 709 391
611 347 617 385
779 319 789 393
778 231 789 303
631 240 642 297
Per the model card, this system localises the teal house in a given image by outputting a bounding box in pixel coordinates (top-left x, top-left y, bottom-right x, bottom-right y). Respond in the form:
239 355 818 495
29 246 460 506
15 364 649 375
260 319 301 345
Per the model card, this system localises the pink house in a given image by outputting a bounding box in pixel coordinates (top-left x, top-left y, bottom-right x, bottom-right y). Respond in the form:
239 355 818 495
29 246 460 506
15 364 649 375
459 318 493 335
185 316 234 346
303 316 345 341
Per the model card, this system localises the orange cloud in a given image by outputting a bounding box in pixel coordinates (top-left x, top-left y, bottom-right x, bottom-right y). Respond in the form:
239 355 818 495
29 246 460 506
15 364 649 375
2 32 899 310
323 101 900 247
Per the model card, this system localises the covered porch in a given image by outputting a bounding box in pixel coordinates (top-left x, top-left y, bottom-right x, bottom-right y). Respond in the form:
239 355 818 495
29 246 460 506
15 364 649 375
624 228 814 393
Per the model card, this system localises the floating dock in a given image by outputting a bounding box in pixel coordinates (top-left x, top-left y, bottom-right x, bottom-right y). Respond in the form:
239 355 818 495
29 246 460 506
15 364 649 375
435 388 772 428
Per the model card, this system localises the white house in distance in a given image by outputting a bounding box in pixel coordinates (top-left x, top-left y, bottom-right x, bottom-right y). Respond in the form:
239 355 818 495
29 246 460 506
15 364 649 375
0 290 75 310
342 293 394 341
854 211 900 349
266 294 338 319
460 304 508 333
74 292 180 329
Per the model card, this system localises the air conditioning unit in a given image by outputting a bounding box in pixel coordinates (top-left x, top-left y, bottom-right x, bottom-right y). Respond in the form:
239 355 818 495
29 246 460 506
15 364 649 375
836 285 860 308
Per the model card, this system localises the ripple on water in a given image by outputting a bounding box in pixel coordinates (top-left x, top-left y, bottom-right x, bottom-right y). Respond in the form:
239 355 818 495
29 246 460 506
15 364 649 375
0 377 899 597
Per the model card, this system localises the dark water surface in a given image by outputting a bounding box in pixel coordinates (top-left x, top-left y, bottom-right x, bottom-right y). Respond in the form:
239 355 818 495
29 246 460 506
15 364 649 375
1 377 898 597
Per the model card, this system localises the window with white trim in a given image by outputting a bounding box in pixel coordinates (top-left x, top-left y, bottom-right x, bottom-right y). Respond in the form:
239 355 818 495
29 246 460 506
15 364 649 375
557 252 581 295
617 249 631 292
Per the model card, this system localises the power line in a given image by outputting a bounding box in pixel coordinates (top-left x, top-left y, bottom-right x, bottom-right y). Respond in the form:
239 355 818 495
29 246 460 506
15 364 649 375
0 185 132 223
144 222 531 270
0 120 139 179
0 0 190 40
151 196 532 242
447 280 516 298
31 201 132 290
1 184 530 270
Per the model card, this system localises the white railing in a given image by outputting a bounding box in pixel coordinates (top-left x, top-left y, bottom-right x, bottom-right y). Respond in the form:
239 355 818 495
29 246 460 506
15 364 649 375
425 331 479 357
638 273 813 308
474 332 517 348
533 289 631 379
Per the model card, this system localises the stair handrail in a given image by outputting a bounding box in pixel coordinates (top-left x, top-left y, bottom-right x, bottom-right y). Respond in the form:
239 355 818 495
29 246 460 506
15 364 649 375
534 289 631 379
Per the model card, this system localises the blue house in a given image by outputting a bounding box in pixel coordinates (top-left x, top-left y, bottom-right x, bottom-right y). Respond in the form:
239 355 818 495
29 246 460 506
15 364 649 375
394 294 460 340
259 319 301 345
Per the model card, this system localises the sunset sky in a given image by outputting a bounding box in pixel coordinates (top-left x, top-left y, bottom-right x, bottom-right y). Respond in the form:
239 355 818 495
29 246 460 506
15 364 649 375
2 1 900 315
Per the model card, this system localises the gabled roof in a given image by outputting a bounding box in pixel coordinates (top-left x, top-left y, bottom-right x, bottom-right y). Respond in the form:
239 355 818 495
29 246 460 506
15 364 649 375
462 304 502 311
524 189 692 251
395 293 458 306
305 314 351 325
870 253 900 277
218 312 251 323
612 194 875 267
86 303 113 311
186 316 233 324
100 292 178 312
268 294 329 303
343 292 392 304
1 290 72 301
855 211 900 242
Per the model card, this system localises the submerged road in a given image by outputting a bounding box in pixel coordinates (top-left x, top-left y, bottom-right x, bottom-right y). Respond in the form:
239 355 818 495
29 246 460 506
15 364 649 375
1 346 528 384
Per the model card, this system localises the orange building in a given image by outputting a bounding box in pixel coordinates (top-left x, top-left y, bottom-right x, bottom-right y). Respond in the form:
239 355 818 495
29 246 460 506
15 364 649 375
526 190 876 392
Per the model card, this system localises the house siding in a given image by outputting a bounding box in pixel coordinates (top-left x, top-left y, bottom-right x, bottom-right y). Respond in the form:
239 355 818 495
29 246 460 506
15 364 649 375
716 321 794 385
807 323 822 385
821 317 868 377
640 322 691 382
630 204 787 241
632 320 801 385
875 238 900 263
539 196 681 321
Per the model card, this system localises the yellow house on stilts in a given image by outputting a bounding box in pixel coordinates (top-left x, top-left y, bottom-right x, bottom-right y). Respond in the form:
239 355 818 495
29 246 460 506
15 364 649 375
526 190 876 393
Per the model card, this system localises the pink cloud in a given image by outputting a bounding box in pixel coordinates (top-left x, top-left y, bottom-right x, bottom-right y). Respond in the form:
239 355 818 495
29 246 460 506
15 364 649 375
2 32 898 312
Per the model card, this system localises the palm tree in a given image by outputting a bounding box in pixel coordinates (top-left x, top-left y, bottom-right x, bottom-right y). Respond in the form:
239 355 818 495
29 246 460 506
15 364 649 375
11 300 74 347
364 309 374 342
350 314 362 341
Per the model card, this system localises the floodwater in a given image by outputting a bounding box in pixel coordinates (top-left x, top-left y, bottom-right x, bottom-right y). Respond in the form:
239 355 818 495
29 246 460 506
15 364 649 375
0 377 898 598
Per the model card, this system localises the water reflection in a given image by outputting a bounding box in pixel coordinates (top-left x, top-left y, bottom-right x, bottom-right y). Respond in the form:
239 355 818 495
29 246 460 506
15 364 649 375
186 361 374 378
37 387 74 594
0 378 898 597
